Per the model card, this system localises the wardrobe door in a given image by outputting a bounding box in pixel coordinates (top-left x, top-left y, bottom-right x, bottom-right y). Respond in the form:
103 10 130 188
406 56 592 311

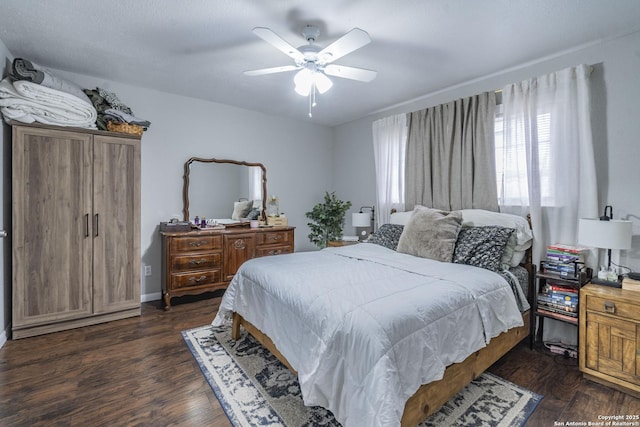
92 135 140 314
12 127 93 332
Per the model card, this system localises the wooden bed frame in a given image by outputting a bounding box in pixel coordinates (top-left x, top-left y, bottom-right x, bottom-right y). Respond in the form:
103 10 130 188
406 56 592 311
230 220 534 426
232 311 529 426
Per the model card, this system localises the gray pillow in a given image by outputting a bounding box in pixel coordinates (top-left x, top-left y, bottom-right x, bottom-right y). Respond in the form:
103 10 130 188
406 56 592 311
368 224 404 250
453 226 515 272
397 206 463 262
231 200 253 220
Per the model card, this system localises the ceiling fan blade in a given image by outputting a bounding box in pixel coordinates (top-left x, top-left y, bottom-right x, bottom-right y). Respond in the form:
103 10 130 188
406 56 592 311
324 64 377 82
318 28 371 64
252 27 304 62
244 65 300 76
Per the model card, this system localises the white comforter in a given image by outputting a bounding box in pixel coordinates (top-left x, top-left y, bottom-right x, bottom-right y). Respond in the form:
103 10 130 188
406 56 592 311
212 243 524 427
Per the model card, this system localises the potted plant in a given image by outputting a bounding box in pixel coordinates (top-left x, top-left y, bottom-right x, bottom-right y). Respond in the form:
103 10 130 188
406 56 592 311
306 191 352 248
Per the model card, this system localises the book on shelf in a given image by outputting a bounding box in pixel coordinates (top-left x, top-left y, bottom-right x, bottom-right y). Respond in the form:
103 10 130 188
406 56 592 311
546 243 591 255
537 293 578 306
542 283 578 296
542 243 590 279
537 300 578 313
536 308 579 323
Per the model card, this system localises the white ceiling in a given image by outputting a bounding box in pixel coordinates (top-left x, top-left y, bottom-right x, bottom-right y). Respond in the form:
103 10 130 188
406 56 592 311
1 0 640 127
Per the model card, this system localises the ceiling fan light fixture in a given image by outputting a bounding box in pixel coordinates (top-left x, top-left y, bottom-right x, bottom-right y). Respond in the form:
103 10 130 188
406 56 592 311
314 72 333 94
293 68 333 96
247 25 374 118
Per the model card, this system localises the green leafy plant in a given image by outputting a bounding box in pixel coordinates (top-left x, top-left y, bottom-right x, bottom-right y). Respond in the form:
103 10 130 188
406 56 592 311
306 191 352 249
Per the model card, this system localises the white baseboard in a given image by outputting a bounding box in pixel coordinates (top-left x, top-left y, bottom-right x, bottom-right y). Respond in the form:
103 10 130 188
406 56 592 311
141 292 162 303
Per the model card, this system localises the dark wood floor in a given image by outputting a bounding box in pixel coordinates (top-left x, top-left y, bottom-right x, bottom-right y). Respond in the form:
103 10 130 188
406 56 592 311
1 293 639 426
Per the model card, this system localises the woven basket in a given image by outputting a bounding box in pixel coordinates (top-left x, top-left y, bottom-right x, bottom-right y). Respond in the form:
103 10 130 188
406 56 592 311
107 121 144 136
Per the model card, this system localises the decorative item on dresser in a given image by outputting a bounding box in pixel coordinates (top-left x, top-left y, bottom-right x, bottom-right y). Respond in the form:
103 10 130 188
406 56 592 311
160 226 294 310
579 284 640 398
11 122 141 339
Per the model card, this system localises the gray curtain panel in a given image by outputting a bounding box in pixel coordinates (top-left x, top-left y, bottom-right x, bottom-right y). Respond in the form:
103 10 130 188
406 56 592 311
405 92 498 212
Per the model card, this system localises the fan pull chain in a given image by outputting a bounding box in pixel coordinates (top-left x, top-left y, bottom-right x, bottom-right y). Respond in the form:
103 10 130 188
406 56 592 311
308 82 317 117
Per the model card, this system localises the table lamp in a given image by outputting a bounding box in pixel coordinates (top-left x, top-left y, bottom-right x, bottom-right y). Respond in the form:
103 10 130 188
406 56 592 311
352 206 375 241
578 205 632 287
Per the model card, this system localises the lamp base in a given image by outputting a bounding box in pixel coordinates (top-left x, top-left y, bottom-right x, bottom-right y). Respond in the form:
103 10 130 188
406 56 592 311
355 226 371 241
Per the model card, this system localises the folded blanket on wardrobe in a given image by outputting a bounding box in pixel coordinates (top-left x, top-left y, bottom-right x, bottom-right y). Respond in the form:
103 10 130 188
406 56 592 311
103 108 151 128
0 78 97 128
11 58 92 104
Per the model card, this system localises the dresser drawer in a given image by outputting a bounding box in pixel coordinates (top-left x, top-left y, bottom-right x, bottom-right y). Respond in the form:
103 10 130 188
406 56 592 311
171 235 222 253
585 294 640 322
171 270 222 289
256 230 292 246
256 245 293 258
171 252 221 272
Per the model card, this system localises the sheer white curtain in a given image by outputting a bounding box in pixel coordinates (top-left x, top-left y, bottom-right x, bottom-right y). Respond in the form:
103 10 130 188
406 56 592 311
373 114 408 226
499 64 598 268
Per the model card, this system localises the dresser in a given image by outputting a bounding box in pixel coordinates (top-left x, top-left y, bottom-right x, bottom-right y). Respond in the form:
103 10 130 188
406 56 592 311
579 284 640 397
160 226 294 309
12 122 141 339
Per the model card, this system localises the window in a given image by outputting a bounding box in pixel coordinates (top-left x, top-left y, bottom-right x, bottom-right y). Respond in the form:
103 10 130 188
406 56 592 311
494 104 555 207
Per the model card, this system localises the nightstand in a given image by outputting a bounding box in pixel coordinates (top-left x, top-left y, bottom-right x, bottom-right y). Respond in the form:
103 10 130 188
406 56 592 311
579 284 640 398
530 264 591 350
327 240 359 247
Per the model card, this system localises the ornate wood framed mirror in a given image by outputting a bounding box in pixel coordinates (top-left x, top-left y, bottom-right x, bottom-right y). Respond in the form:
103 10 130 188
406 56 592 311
183 157 267 222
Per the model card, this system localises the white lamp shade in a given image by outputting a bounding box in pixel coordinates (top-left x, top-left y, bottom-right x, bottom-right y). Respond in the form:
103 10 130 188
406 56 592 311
578 219 632 249
294 69 333 96
352 212 371 227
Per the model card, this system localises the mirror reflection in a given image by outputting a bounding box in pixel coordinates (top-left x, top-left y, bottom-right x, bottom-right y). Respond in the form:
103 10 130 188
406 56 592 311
183 157 266 223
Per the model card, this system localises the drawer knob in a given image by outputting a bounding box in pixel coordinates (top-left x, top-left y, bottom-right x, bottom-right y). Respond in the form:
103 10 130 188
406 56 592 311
189 258 207 265
269 235 283 241
269 249 282 255
604 301 616 314
189 275 207 283
189 241 205 247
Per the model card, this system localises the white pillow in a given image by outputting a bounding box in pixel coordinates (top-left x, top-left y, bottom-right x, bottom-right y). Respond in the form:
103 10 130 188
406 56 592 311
389 209 414 226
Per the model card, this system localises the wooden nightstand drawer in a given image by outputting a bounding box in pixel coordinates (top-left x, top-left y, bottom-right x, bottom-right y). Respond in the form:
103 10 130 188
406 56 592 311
171 270 222 289
171 252 222 272
171 235 222 252
585 294 640 322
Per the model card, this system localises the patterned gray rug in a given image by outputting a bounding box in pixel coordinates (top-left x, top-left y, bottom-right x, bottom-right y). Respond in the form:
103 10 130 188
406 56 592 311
182 325 542 427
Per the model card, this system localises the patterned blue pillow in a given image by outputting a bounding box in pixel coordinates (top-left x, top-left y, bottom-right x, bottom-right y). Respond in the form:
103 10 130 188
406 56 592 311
453 226 515 272
368 224 404 250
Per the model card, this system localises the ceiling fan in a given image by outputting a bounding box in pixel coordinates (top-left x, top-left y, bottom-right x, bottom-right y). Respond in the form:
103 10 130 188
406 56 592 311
245 25 377 117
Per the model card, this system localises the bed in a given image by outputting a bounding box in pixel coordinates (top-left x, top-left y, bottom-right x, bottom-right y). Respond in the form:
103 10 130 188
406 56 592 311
212 207 534 427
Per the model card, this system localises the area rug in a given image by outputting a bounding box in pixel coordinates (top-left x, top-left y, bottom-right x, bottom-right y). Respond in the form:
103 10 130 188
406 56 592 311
182 325 542 427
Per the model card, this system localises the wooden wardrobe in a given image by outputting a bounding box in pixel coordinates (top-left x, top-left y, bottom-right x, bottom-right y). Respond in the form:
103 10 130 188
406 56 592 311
11 123 141 339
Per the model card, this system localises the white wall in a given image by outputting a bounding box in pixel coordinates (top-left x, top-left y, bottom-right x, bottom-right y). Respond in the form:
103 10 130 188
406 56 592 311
4 67 334 306
0 38 12 346
334 29 640 274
